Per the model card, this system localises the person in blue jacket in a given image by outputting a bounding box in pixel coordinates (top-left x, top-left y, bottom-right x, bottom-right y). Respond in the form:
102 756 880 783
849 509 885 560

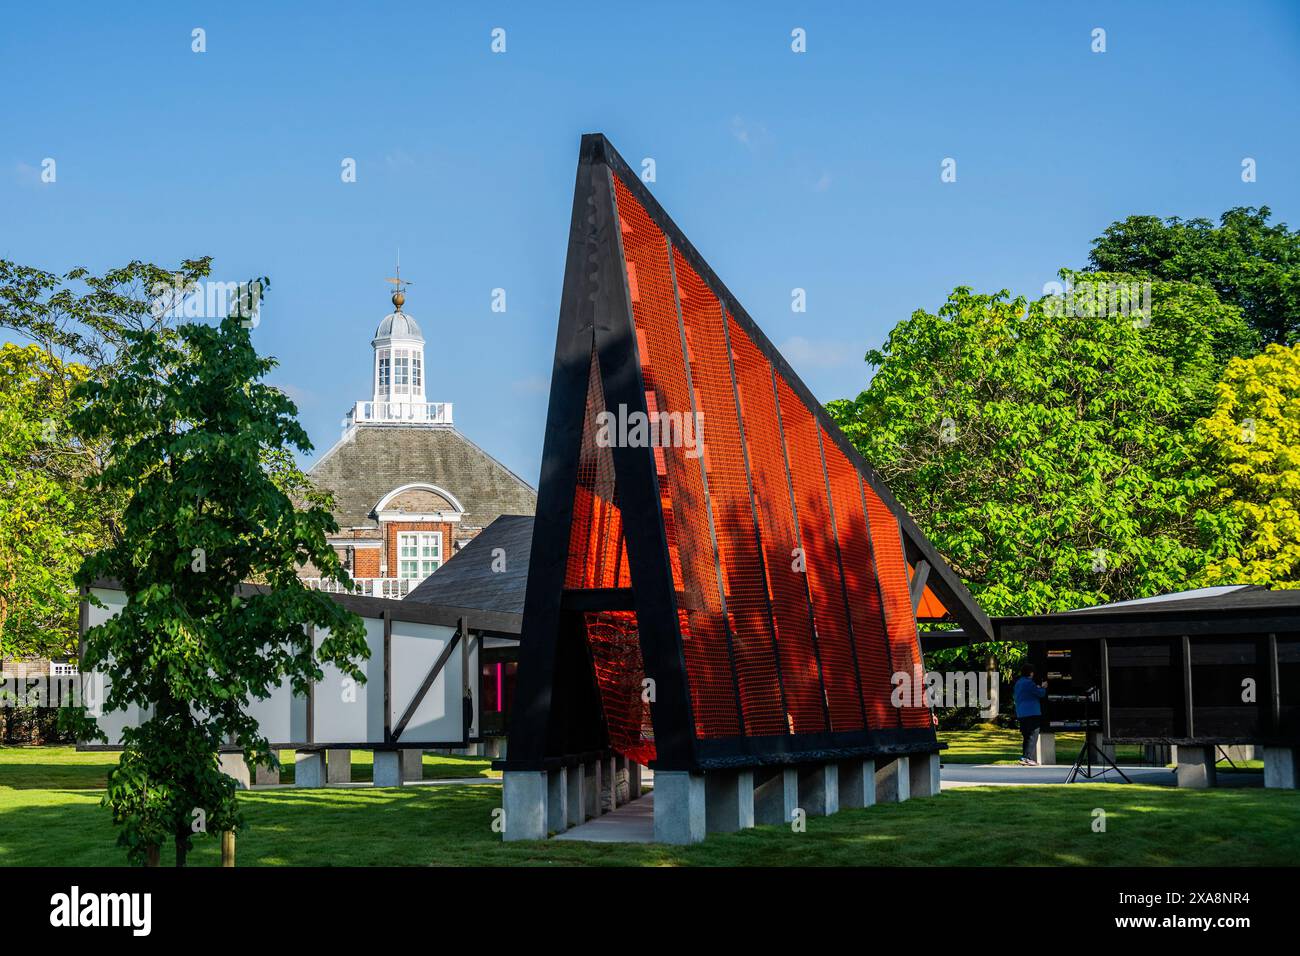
1013 663 1048 765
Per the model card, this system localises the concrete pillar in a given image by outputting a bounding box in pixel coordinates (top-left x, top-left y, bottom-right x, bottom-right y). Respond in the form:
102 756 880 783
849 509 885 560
583 761 600 820
294 750 325 788
754 767 798 826
502 771 548 841
566 761 586 826
875 756 911 803
653 771 706 845
628 761 643 800
400 748 423 782
1174 745 1217 789
705 769 755 833
601 754 618 812
1088 732 1115 762
1218 744 1256 764
373 750 402 787
546 767 568 834
613 755 630 805
908 752 941 798
798 763 839 817
253 757 280 786
218 752 251 790
838 758 876 810
1263 747 1299 789
1034 731 1056 766
325 749 351 784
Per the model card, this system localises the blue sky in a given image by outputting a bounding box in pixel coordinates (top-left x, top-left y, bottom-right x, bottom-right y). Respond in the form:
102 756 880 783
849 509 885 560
4 1 1298 481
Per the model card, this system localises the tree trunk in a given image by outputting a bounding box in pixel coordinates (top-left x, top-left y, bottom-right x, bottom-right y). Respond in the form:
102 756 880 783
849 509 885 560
221 830 235 867
174 832 187 867
144 844 161 867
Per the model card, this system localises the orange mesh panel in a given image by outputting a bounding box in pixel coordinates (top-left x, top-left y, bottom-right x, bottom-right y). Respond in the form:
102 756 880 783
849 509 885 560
822 431 897 728
728 313 827 734
584 611 656 765
673 250 787 736
776 379 865 732
861 481 931 729
565 349 631 589
912 575 949 621
612 175 740 738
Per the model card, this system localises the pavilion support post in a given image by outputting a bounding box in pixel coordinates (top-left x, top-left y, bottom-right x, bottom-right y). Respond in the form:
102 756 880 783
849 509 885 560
546 766 568 834
399 748 423 782
753 767 798 826
653 771 706 844
1174 745 1217 789
326 749 352 784
583 760 600 820
502 770 548 841
1034 732 1056 766
566 761 586 826
908 752 941 798
373 750 402 787
294 751 325 788
1263 747 1299 789
875 755 911 803
253 760 280 787
627 760 643 800
704 769 754 834
798 763 839 817
218 752 251 790
838 758 876 810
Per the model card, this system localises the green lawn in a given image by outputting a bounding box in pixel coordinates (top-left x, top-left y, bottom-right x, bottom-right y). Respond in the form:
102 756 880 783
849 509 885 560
4 742 1293 867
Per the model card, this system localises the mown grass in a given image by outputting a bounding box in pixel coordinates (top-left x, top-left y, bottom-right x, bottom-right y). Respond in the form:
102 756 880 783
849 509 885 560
2 743 1295 867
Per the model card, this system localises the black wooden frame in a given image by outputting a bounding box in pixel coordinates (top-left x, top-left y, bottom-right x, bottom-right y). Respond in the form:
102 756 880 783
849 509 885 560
505 134 983 772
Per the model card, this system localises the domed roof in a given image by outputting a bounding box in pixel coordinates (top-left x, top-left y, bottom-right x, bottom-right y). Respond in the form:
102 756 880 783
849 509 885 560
373 310 423 342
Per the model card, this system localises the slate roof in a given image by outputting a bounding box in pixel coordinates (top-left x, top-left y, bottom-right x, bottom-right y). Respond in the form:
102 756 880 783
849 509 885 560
308 425 536 531
404 514 533 615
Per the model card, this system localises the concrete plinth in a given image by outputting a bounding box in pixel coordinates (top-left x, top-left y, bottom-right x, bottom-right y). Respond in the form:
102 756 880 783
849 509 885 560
583 761 601 819
294 751 325 788
218 752 250 790
373 750 402 787
1263 747 1299 789
705 769 755 833
837 758 876 809
1034 731 1056 766
798 763 839 816
400 749 423 782
754 767 798 826
1088 732 1115 761
253 762 280 786
566 761 586 826
546 767 568 834
1174 745 1217 789
628 761 643 799
908 752 941 797
653 771 706 845
502 771 548 841
601 754 618 812
327 749 351 784
1217 744 1256 764
875 756 911 803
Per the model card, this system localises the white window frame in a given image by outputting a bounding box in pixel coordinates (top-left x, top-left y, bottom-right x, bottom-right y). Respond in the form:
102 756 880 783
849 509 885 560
396 531 441 580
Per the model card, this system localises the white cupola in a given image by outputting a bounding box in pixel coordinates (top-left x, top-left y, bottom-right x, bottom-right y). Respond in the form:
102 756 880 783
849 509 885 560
345 270 453 429
372 285 426 406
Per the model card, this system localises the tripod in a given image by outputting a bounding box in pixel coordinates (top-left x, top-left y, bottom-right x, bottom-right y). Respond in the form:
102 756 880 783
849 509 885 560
1065 688 1131 784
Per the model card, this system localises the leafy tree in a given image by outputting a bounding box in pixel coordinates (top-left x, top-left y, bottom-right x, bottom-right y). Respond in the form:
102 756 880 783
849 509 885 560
1198 343 1300 588
0 344 108 659
828 272 1253 638
66 284 368 865
1086 206 1299 346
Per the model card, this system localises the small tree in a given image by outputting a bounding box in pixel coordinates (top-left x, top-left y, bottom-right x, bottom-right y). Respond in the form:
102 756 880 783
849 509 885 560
67 282 368 865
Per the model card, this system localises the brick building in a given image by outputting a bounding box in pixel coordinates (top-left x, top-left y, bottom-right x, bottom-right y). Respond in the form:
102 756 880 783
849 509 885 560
300 282 536 598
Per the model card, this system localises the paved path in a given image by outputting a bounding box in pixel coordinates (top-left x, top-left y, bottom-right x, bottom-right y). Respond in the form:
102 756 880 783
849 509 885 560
940 763 1172 788
553 793 656 843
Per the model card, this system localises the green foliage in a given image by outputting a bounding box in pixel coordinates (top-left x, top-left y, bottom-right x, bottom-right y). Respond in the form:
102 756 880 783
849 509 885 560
64 284 368 865
1198 343 1300 587
828 273 1253 631
1086 206 1299 346
0 344 107 659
